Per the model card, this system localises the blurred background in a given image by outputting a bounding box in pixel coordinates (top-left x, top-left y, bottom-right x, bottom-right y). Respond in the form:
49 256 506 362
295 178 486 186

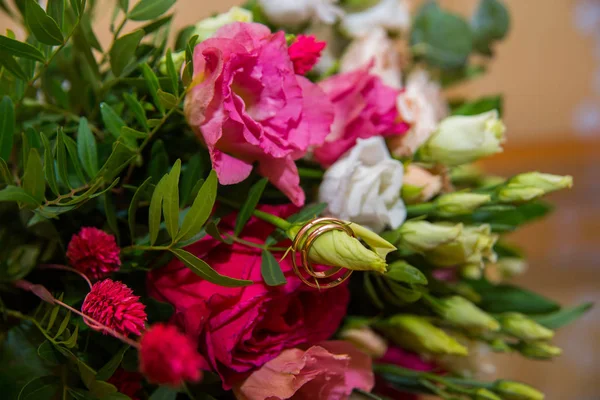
2 0 599 398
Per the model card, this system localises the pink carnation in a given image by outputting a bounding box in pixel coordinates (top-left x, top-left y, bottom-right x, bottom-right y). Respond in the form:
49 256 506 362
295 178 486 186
184 22 334 206
314 67 410 167
139 323 205 387
66 227 121 280
288 34 326 75
82 279 147 336
233 341 375 400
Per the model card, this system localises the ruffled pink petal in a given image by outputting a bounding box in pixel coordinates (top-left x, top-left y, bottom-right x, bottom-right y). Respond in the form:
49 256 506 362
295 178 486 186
258 156 304 206
211 148 253 185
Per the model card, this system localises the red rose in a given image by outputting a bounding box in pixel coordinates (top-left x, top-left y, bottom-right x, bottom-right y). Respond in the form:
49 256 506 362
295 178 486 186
147 205 349 388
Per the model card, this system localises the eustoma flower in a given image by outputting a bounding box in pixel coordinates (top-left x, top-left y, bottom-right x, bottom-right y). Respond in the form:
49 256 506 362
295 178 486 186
184 22 334 206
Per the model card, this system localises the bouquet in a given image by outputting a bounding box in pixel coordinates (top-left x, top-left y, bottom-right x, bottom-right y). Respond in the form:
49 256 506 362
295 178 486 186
0 0 591 399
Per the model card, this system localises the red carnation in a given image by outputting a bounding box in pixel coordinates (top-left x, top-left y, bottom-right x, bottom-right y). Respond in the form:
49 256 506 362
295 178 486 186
82 279 147 336
107 369 143 400
139 323 205 387
288 34 326 75
66 227 121 280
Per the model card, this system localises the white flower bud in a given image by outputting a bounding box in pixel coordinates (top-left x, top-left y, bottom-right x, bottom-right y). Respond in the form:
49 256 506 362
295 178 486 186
258 0 343 28
435 192 491 217
341 0 410 38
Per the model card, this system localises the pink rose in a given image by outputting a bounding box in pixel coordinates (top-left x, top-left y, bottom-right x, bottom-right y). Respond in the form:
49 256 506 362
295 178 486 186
184 22 334 206
147 205 349 388
314 66 409 167
233 341 375 400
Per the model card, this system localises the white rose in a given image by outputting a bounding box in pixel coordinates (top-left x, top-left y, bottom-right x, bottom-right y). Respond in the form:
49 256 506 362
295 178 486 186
340 27 402 88
341 0 410 38
318 137 406 233
389 69 449 157
258 0 343 28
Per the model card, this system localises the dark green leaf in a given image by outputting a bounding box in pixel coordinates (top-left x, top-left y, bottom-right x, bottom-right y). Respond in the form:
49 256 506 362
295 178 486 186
123 93 148 131
0 50 27 79
77 117 98 179
0 157 13 184
531 302 594 330
468 279 560 314
149 140 169 183
140 63 165 114
411 2 473 69
156 89 178 109
205 219 233 244
0 96 15 160
472 0 510 55
288 202 328 223
22 148 45 202
260 249 287 286
384 261 428 286
364 273 385 309
54 310 71 338
110 29 144 76
37 341 61 365
453 95 502 116
180 154 204 206
63 134 87 184
55 130 71 188
0 35 45 61
139 13 173 35
69 0 82 16
104 193 120 242
461 201 553 232
235 178 268 236
39 132 59 196
149 386 178 400
95 140 137 182
163 159 181 240
128 177 152 242
128 0 176 21
118 0 129 12
60 325 78 348
176 170 216 242
120 126 148 143
149 175 167 245
100 103 126 140
97 346 129 381
25 0 64 46
165 48 178 94
17 375 60 400
182 61 193 86
80 13 103 51
46 0 65 31
170 248 252 287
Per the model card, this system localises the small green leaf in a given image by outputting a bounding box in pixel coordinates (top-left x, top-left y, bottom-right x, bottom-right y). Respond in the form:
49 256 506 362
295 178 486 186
54 310 71 339
364 273 385 309
22 148 45 202
77 117 98 179
55 130 71 189
139 13 173 35
205 219 233 244
149 175 167 245
39 132 59 196
25 0 64 46
0 50 28 79
121 126 148 141
260 249 287 286
532 302 594 330
110 29 144 76
60 324 78 348
165 48 178 94
100 103 126 140
157 89 178 109
163 159 181 240
235 178 268 236
18 376 60 400
37 340 61 365
97 345 129 381
453 95 503 116
182 61 193 87
177 170 217 242
63 134 87 184
472 0 510 55
469 279 560 314
384 261 428 286
128 0 176 21
0 157 13 184
123 93 148 131
118 0 129 12
128 177 153 242
95 140 137 182
80 13 102 51
46 304 60 330
149 386 178 400
0 35 45 61
180 154 204 206
170 248 253 287
149 140 169 183
140 63 165 114
0 96 15 161
46 0 65 31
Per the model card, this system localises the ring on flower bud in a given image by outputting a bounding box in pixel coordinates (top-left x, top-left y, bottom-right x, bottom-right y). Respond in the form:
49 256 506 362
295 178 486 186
291 217 355 289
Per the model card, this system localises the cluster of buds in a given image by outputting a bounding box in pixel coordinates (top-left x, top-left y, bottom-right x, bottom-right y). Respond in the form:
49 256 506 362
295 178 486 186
498 172 573 203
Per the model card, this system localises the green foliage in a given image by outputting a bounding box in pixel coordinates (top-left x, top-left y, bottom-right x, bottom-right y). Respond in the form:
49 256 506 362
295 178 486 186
472 0 510 56
25 0 64 45
261 249 287 286
467 279 560 314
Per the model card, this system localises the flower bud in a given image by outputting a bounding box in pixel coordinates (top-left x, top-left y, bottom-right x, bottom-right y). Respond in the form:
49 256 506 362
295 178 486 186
474 388 503 400
425 225 498 268
518 341 562 360
402 165 443 204
489 338 511 353
287 221 396 274
497 184 545 203
496 257 528 278
510 172 573 194
419 110 506 166
390 220 463 252
435 192 491 217
376 315 468 356
430 296 500 332
340 326 388 358
494 380 544 400
460 264 483 280
194 7 253 42
497 313 554 341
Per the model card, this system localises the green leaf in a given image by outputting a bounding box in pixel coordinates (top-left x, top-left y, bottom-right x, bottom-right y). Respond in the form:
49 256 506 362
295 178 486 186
453 95 502 116
104 193 120 242
22 148 45 202
364 273 385 309
177 170 216 242
165 49 178 94
46 304 60 330
179 154 204 206
288 203 328 223
39 132 59 196
128 0 176 21
149 140 169 183
140 63 165 114
128 177 152 242
46 0 65 31
205 219 233 244
77 117 98 179
0 50 28 79
55 130 71 189
100 103 126 140
0 157 13 184
163 159 181 240
472 0 510 55
0 35 45 62
531 302 594 330
0 185 40 206
149 175 167 245
384 261 428 286
63 134 87 184
468 279 560 314
96 140 137 182
139 14 173 35
59 325 78 348
156 89 178 109
0 96 15 161
123 93 148 131
118 0 129 12
260 249 287 286
110 29 144 77
97 345 129 381
18 375 60 400
25 0 64 46
80 13 102 51
235 178 268 236
182 61 193 87
170 248 253 287
411 2 473 69
149 386 178 400
54 310 71 339
37 341 61 365
121 126 148 142
69 0 83 16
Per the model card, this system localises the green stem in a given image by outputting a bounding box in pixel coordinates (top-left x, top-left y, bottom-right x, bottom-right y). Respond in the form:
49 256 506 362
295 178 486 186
405 202 437 217
217 197 292 230
226 234 288 251
298 167 324 179
374 364 495 390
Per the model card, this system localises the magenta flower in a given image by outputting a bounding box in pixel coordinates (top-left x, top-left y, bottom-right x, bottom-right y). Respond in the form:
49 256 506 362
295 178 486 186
184 22 334 206
82 279 147 336
66 227 121 280
139 323 205 387
288 34 326 75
